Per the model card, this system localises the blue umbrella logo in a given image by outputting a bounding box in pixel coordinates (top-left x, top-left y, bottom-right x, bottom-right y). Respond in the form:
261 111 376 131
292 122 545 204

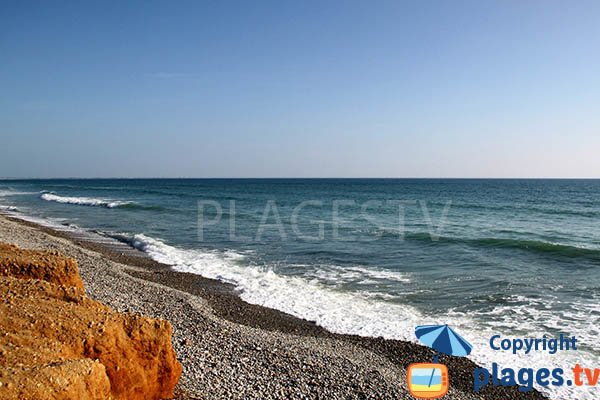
407 325 472 396
415 324 473 362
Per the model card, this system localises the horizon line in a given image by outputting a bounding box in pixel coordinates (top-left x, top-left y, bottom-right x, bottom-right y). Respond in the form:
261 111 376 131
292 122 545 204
1 177 600 180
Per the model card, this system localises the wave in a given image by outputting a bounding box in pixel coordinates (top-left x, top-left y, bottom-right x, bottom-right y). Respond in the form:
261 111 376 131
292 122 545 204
295 225 600 261
118 233 426 338
0 189 37 197
39 192 171 211
300 264 410 286
113 232 596 399
40 193 133 209
396 232 600 261
464 237 600 259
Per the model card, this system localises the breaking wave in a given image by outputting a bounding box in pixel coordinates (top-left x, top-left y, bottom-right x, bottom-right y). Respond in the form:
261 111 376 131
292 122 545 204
40 193 133 209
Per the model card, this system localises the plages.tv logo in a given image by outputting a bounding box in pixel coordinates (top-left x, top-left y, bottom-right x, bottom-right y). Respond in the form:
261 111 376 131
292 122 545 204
407 325 473 399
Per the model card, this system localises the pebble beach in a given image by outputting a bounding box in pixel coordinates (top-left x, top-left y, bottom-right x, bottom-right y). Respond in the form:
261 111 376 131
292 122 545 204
0 214 547 399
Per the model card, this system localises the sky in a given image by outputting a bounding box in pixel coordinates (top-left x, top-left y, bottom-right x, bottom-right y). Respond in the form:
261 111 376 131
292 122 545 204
1 0 599 178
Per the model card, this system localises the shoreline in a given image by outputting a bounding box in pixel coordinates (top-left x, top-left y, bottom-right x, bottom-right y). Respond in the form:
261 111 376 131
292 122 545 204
0 213 547 399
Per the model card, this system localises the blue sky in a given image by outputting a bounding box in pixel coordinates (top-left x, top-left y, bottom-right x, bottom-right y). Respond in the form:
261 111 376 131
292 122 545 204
1 0 599 178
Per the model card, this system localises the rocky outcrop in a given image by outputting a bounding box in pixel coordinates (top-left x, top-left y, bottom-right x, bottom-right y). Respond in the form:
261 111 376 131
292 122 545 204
0 243 182 400
0 243 84 289
0 358 112 400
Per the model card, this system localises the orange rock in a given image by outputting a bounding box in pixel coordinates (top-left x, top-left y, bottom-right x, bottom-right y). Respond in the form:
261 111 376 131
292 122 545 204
0 243 182 400
0 359 111 400
0 243 84 289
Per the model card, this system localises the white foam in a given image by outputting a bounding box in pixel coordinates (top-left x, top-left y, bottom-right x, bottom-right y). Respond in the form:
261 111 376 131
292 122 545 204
129 233 597 400
129 234 427 338
40 193 132 208
348 265 411 282
0 189 36 197
301 264 410 286
446 296 600 400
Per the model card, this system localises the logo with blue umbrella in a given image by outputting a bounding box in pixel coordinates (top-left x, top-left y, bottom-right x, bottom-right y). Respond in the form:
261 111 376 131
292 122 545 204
415 324 473 362
406 325 473 398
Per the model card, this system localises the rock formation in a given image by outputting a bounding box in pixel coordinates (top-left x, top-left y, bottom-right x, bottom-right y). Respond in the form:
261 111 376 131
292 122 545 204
0 243 182 400
0 243 83 289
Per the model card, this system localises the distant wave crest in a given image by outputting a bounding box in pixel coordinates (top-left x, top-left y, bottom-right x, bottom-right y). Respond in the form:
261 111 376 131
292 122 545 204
40 193 133 209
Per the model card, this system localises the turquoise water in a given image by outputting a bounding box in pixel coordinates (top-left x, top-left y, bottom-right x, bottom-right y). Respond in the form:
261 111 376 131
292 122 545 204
1 179 598 398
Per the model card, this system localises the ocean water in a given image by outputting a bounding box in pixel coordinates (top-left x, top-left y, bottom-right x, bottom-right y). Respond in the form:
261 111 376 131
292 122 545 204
1 179 598 399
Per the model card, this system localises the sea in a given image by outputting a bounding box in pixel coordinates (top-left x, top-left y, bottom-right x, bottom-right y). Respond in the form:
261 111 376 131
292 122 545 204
1 178 598 399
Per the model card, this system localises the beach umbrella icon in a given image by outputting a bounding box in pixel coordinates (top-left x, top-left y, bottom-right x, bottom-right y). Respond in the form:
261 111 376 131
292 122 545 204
415 324 473 362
